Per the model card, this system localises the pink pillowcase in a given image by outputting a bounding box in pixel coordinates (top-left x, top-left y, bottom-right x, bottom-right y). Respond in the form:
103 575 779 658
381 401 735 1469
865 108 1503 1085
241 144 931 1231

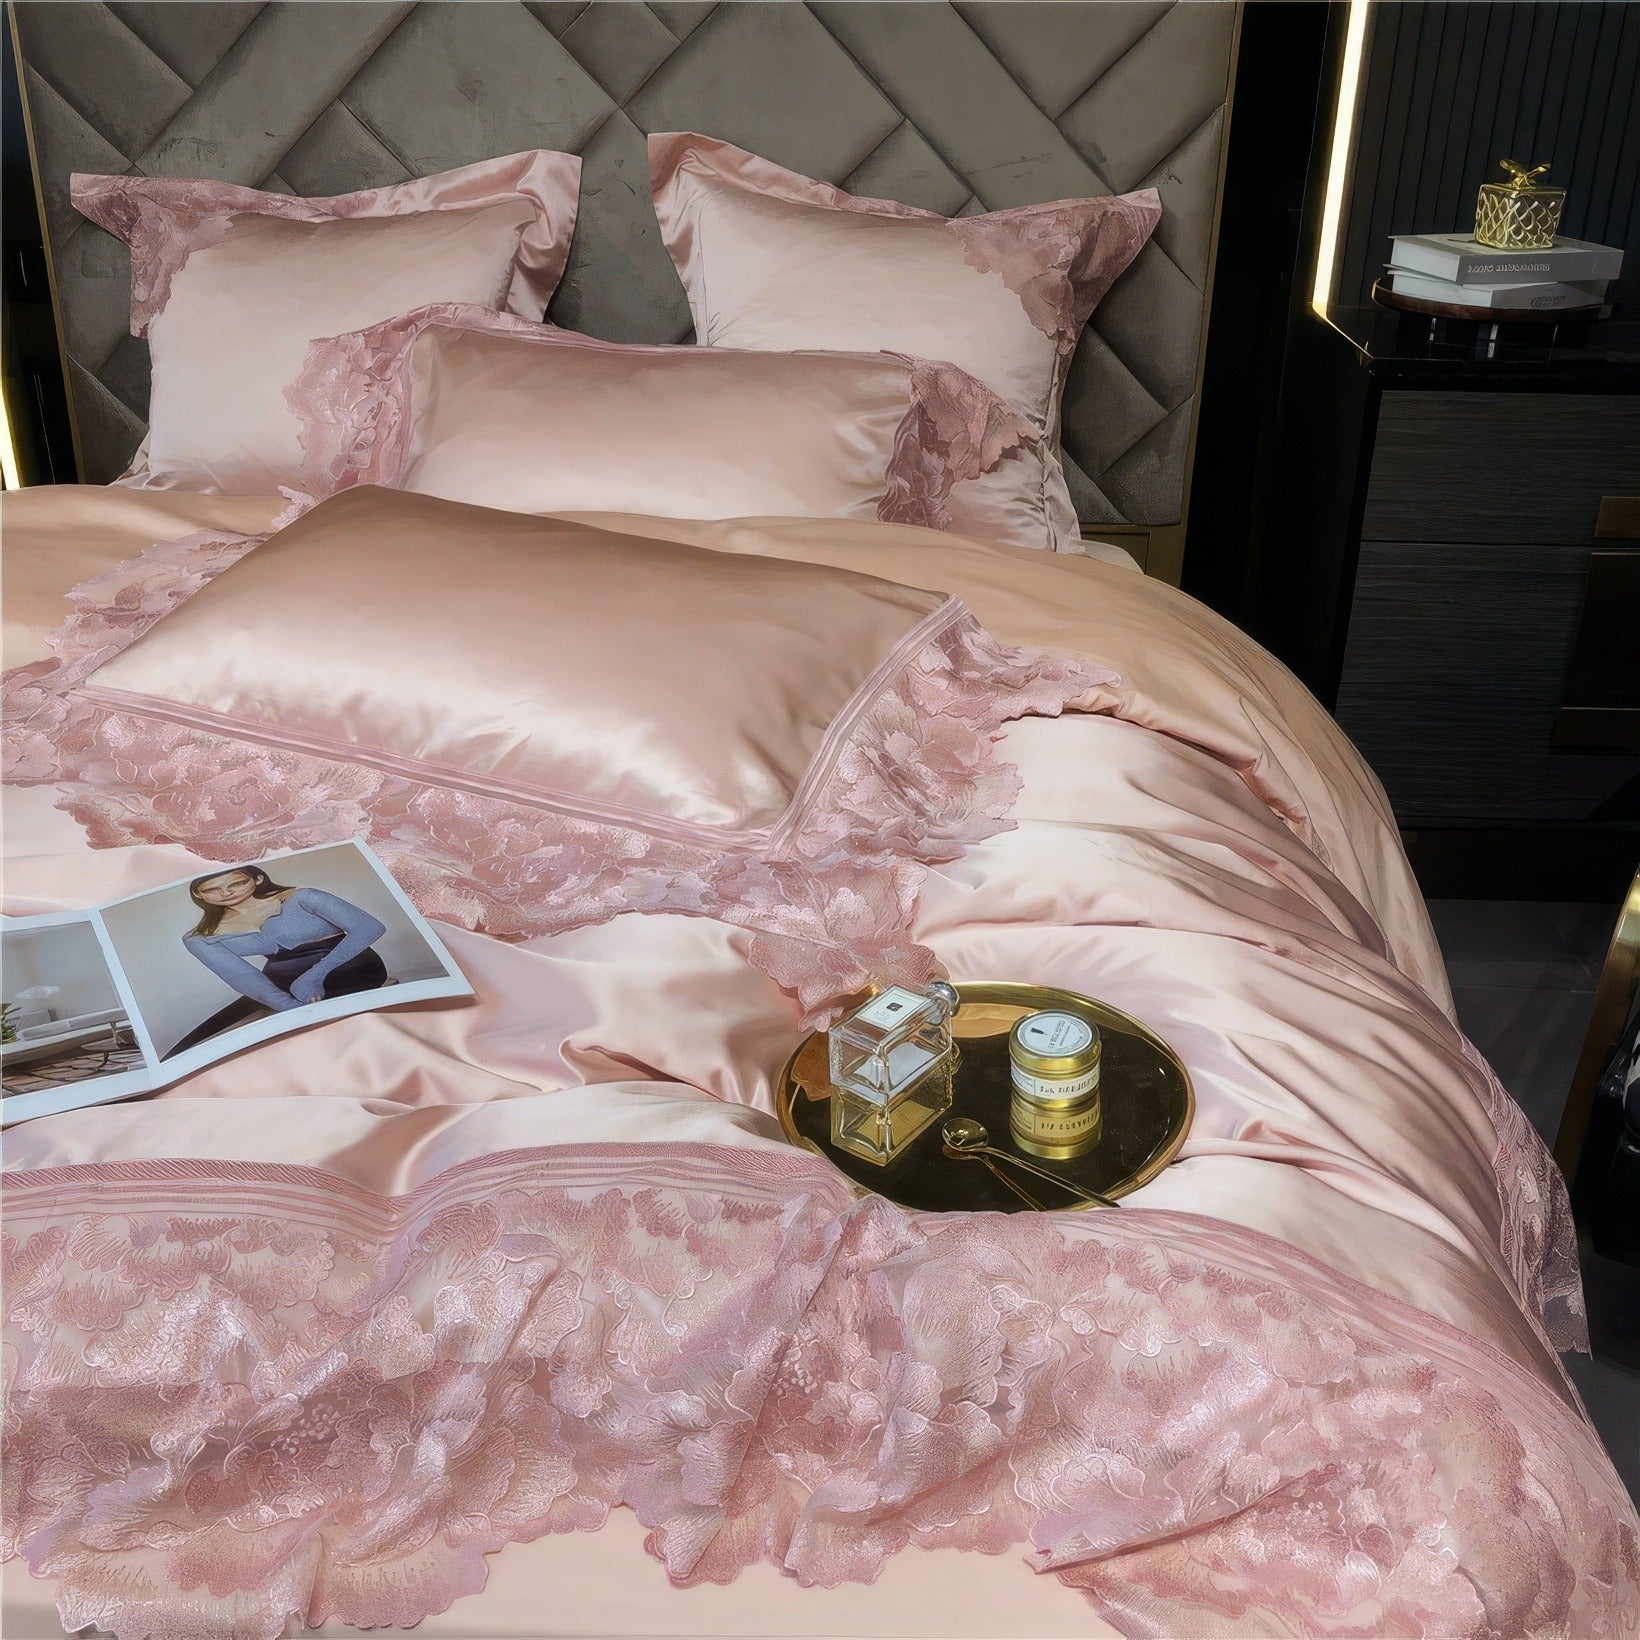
649 133 1162 551
288 304 1050 547
72 153 581 496
6 487 1108 1011
79 489 948 830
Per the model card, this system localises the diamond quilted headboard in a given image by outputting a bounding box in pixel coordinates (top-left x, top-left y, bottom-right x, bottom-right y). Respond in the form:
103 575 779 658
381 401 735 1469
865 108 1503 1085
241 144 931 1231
13 0 1236 533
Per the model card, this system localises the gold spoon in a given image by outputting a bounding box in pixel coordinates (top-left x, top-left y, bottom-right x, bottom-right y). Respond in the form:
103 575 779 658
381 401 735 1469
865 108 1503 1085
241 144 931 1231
951 1142 1045 1210
941 1117 1118 1208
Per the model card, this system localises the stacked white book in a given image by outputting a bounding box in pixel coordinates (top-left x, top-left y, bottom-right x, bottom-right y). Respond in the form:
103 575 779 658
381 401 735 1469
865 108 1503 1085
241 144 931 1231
1386 233 1622 311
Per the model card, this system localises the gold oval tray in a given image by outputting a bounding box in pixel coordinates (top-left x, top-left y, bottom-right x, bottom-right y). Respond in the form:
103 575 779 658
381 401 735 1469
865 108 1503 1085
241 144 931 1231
776 982 1193 1213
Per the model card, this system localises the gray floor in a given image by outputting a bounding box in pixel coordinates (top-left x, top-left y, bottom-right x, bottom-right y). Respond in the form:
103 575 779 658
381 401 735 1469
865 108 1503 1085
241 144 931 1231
1427 898 1638 1506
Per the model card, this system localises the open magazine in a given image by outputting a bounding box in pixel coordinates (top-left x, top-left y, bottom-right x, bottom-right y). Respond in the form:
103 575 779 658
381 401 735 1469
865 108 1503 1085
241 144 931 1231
1 840 472 1124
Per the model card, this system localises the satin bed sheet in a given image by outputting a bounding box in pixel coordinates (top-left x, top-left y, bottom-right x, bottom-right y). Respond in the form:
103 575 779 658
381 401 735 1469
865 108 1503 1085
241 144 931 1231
2 486 1629 1638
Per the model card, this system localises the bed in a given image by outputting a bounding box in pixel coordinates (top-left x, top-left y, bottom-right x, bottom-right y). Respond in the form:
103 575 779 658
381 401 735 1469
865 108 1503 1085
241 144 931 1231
4 7 1638 1637
4 482 1635 1637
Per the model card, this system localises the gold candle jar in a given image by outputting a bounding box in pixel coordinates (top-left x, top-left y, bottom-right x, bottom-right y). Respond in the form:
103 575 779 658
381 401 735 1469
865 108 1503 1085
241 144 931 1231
1008 1010 1102 1159
1474 159 1565 250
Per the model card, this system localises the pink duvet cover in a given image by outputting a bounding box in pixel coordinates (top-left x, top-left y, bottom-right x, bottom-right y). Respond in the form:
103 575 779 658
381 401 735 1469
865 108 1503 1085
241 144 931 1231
2 487 1635 1639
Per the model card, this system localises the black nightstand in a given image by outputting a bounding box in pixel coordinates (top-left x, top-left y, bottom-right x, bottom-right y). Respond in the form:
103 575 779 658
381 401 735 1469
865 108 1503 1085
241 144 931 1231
1249 308 1640 900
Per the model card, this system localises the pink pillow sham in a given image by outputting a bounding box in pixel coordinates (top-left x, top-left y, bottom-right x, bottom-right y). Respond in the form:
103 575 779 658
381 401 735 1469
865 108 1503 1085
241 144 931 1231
288 304 1052 547
72 153 581 496
649 133 1162 551
5 487 1109 1012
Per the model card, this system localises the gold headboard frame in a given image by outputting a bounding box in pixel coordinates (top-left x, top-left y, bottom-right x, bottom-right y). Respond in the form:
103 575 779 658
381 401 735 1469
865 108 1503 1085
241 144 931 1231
12 0 1240 580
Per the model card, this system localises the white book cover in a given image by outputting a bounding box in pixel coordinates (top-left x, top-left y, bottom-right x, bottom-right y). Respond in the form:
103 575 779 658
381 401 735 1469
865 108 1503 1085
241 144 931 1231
1388 267 1608 310
1389 231 1623 286
1 839 473 1124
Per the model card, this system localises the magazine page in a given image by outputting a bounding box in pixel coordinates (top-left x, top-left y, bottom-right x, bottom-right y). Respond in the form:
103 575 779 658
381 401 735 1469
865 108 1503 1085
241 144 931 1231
2 840 473 1124
0 909 153 1121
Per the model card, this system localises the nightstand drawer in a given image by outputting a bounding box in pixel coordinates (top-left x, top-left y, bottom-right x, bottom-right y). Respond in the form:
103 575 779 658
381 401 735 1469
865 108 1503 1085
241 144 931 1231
1335 537 1640 820
1362 392 1640 544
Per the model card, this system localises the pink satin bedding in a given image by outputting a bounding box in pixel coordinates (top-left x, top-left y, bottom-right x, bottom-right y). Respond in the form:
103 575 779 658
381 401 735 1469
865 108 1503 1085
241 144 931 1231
2 487 1636 1638
7 487 1108 1015
76 489 956 828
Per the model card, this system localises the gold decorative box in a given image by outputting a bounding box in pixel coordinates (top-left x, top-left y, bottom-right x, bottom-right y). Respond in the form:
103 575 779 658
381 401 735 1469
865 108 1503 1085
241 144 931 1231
1474 159 1565 250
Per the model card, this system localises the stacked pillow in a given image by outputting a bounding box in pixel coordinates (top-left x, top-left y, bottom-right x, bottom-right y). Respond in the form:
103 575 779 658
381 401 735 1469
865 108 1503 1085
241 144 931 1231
74 134 1160 552
74 153 581 494
286 304 1045 539
648 134 1160 551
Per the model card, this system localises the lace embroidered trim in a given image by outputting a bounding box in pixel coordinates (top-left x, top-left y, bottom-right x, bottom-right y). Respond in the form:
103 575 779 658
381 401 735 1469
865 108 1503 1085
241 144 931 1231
283 303 1041 512
4 1145 1636 1640
284 308 432 496
0 510 1112 1021
0 511 1594 1366
878 356 1040 531
70 174 241 336
946 190 1163 355
1460 1035 1589 1355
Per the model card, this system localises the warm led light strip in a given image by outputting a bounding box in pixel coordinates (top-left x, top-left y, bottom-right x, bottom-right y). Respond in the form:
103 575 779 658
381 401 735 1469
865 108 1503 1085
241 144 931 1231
1311 0 1371 315
0 378 20 489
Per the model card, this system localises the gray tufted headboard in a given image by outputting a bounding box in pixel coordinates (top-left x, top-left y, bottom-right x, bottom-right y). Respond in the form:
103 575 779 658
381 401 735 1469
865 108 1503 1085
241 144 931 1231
13 0 1238 570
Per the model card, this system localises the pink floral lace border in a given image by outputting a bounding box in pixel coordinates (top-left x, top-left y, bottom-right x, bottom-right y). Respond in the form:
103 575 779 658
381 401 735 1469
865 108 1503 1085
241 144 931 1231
1462 1034 1589 1355
4 1143 1636 1640
0 505 1113 1020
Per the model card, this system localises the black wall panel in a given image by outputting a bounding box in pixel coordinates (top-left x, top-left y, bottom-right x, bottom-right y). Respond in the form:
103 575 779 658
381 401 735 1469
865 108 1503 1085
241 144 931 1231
1340 2 1639 312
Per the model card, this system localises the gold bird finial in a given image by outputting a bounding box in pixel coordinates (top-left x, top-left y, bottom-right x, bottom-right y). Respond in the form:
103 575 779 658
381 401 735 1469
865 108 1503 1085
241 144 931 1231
1500 159 1551 190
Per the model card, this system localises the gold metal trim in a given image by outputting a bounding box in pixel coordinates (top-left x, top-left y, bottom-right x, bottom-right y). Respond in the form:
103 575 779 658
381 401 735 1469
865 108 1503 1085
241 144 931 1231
6 2 83 481
776 980 1195 1209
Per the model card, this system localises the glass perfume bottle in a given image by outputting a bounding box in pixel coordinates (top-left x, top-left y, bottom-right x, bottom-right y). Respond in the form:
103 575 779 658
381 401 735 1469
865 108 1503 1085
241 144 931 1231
828 981 958 1165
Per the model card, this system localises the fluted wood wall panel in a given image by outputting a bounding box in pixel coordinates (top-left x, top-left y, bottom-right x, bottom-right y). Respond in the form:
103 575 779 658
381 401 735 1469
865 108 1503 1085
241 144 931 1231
13 0 1238 526
1341 2 1640 309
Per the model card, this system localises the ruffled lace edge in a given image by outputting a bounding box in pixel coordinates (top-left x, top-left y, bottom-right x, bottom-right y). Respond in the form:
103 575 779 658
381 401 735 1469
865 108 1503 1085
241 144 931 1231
1460 1035 1590 1355
1 510 1114 1022
2 1146 1635 1640
947 189 1163 355
284 307 430 497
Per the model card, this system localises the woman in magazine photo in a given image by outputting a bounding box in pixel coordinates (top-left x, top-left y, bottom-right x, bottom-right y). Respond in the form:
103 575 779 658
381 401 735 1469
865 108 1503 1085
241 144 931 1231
169 865 389 1055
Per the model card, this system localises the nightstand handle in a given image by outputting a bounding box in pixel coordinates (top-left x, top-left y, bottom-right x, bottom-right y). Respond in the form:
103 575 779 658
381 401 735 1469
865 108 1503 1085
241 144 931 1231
1595 496 1640 541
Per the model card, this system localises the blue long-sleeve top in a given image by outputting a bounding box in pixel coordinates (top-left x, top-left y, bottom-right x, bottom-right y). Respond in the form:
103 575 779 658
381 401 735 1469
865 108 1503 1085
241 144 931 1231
184 888 386 1012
